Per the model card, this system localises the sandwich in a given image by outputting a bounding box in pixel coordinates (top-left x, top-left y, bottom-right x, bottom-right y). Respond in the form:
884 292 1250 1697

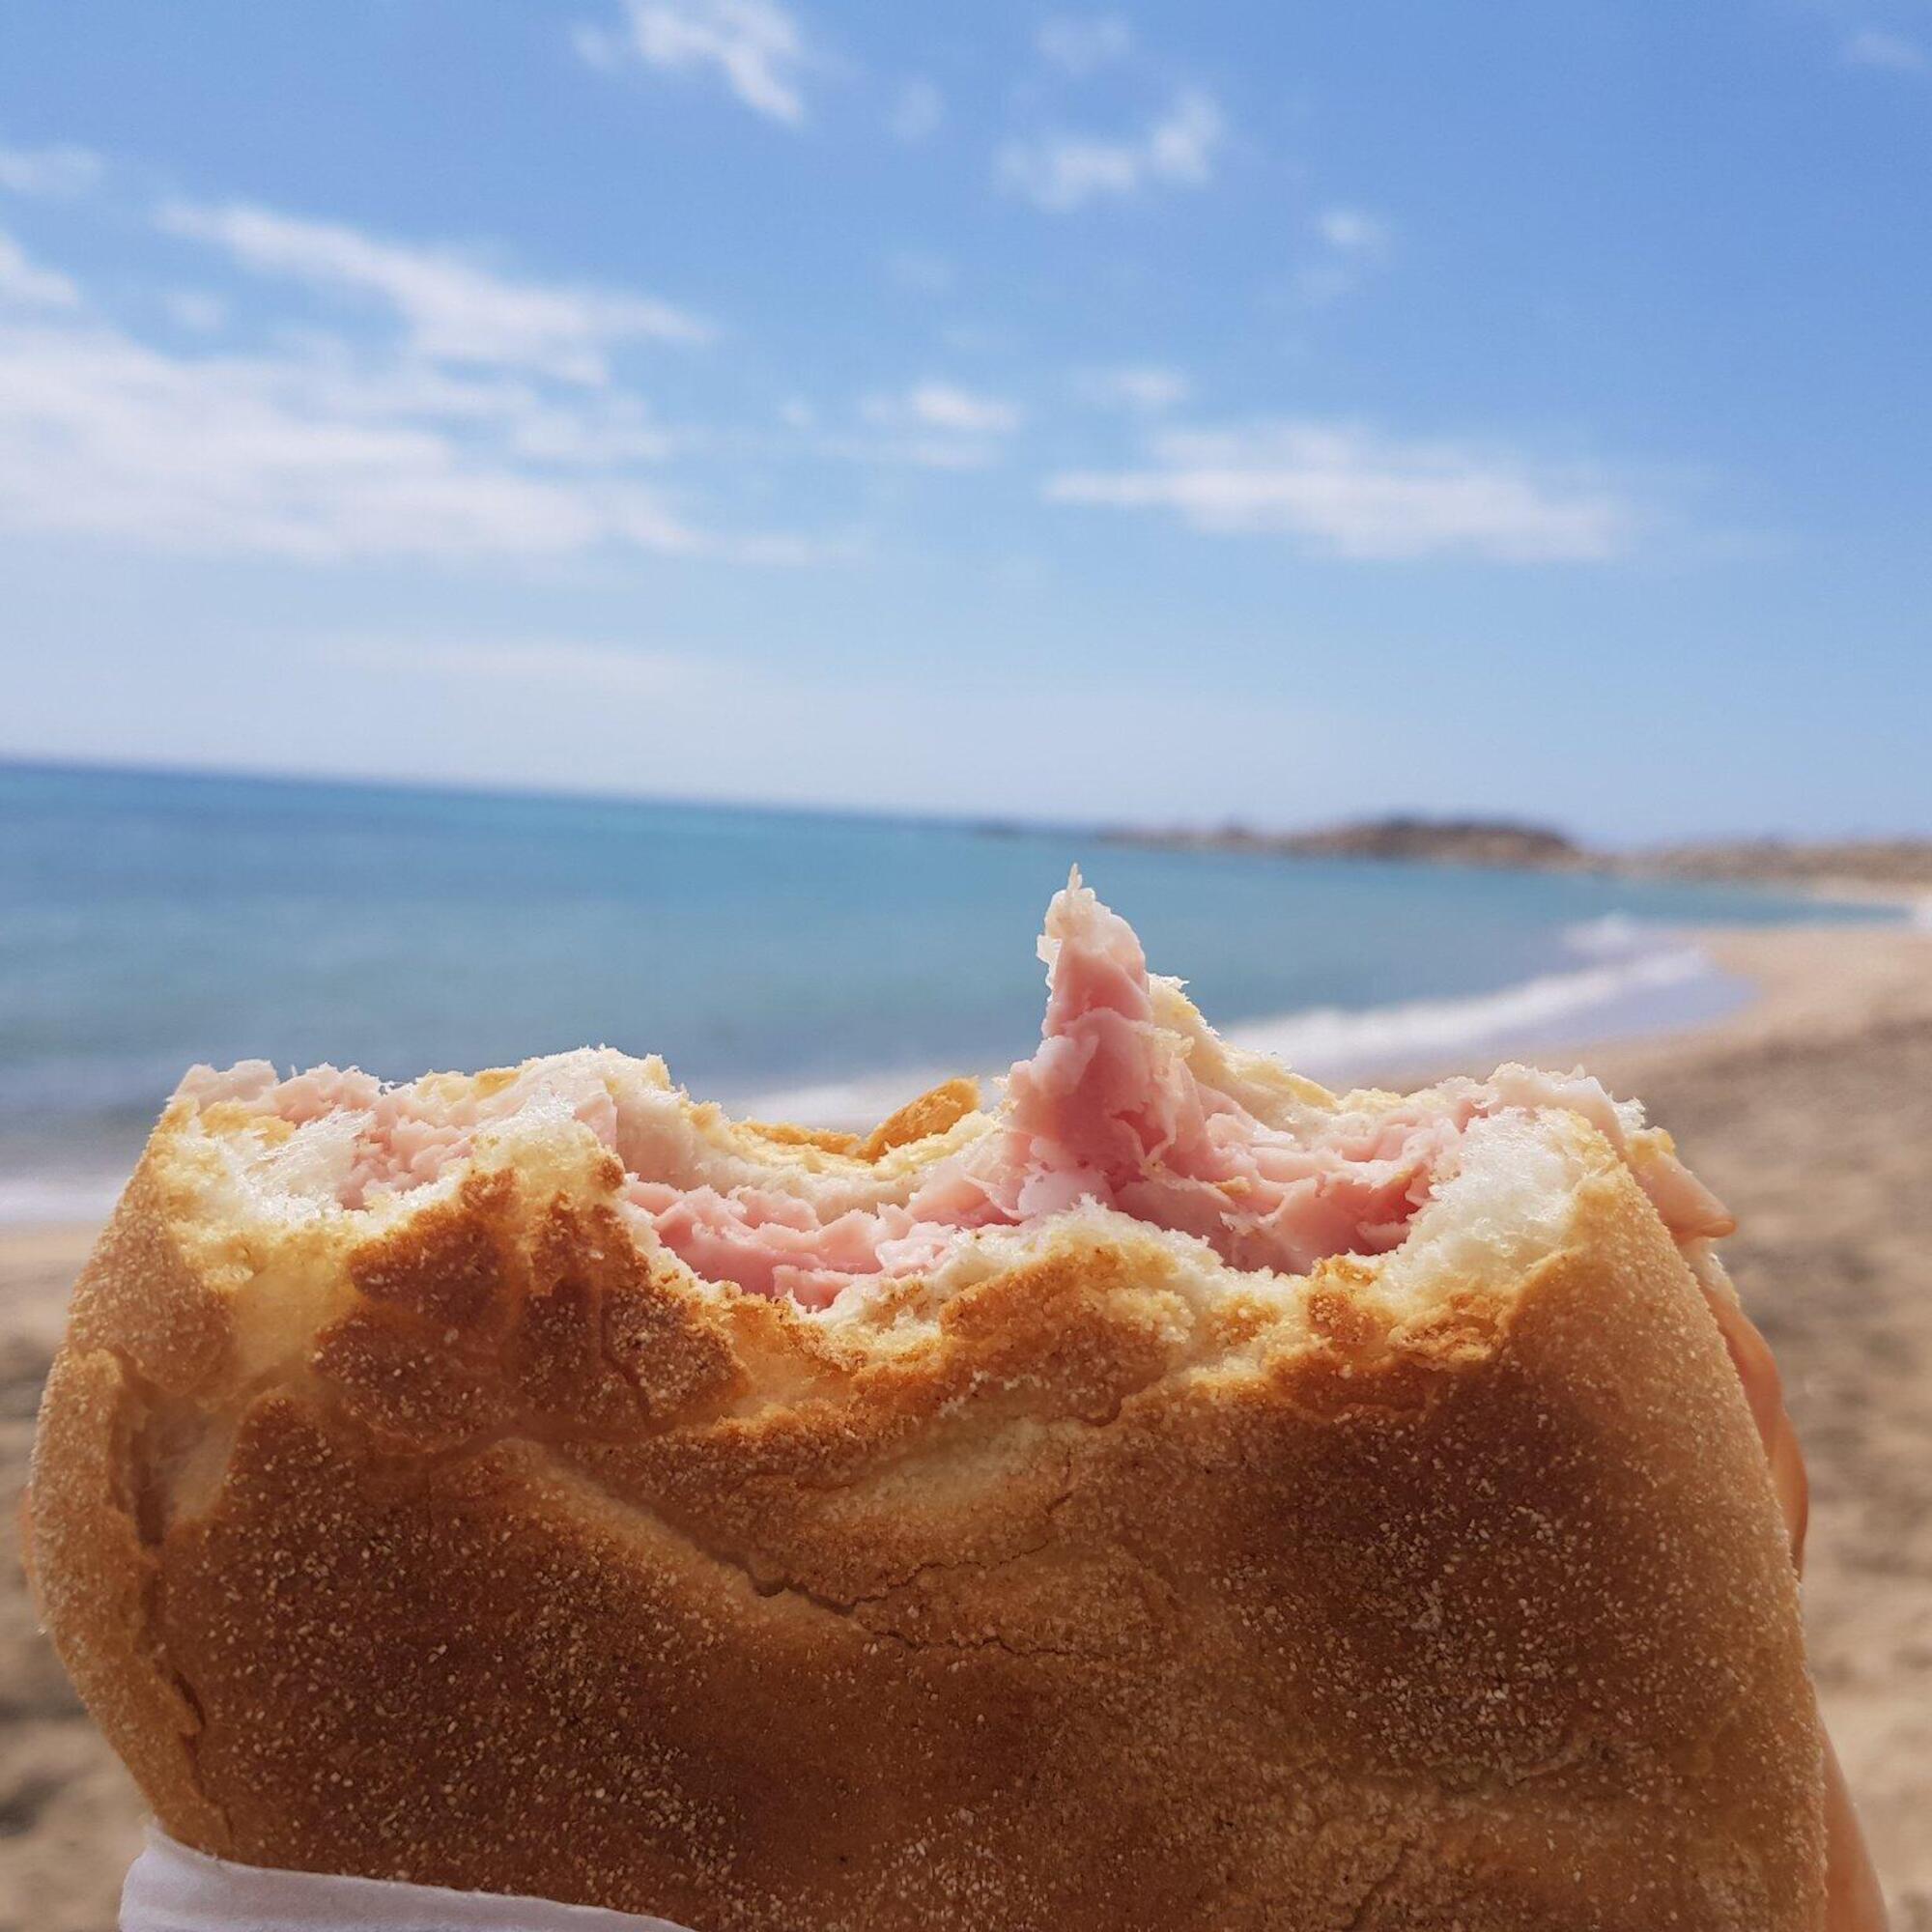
30 874 1825 1928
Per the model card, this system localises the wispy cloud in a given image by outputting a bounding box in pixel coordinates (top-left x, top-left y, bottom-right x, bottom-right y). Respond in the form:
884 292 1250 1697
887 77 944 143
1841 27 1925 71
1036 15 1134 76
865 381 1022 437
996 87 1224 211
1314 207 1392 256
1045 420 1633 562
0 318 695 561
0 141 104 198
0 254 824 566
1073 363 1190 412
1293 206 1395 308
574 0 812 125
0 232 81 308
843 380 1024 467
158 200 709 384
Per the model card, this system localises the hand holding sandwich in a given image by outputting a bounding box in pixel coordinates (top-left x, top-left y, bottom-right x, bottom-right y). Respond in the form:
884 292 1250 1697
1698 1278 1888 1930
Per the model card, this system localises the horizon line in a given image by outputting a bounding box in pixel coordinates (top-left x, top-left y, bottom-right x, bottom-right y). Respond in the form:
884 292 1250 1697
4 750 1923 852
0 750 1110 842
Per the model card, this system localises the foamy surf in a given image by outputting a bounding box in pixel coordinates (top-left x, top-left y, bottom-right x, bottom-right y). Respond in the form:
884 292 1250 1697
1222 942 1727 1078
0 1173 131 1227
1561 912 1660 956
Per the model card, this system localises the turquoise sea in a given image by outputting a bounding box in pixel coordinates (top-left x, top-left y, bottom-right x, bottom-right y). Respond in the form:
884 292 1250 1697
0 760 1893 1221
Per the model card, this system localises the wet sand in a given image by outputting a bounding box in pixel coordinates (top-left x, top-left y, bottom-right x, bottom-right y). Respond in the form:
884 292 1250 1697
4 920 1929 1928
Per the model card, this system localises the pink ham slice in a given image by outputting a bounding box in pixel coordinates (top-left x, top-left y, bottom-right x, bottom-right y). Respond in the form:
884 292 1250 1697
184 877 1733 1310
632 881 1733 1302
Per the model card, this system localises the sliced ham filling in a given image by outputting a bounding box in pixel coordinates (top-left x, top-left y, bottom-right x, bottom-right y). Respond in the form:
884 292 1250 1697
183 880 1733 1310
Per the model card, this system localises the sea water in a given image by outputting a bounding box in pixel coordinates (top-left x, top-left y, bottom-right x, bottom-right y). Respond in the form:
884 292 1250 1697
0 761 1891 1221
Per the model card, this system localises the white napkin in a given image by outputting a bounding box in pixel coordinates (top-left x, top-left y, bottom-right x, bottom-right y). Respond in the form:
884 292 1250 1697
120 1829 698 1932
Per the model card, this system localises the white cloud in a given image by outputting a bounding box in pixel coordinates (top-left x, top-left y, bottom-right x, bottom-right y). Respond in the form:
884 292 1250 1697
0 232 80 308
1073 363 1190 412
1293 207 1395 308
866 382 1022 436
0 141 103 198
0 318 689 561
1036 15 1134 75
1045 420 1633 562
159 199 709 384
888 78 944 143
1841 27 1925 71
0 165 838 568
574 0 810 125
1145 90 1223 183
998 136 1139 210
997 88 1224 211
0 298 828 565
1314 207 1392 256
834 382 1025 469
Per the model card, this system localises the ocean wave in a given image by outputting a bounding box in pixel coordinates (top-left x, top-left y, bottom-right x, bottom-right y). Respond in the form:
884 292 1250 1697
0 1171 129 1226
1562 912 1664 957
1223 945 1719 1078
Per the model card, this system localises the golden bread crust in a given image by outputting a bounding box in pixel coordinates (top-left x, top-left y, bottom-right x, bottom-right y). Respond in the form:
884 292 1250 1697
30 1101 1825 1929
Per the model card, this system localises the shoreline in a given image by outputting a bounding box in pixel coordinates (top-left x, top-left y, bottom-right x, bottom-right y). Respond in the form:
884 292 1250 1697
5 915 1931 1923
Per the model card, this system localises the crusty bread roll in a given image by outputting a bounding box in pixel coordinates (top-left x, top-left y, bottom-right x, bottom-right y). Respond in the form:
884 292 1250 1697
31 878 1825 1929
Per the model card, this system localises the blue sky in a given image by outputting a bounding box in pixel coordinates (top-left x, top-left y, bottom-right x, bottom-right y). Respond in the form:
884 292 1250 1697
1 0 1927 840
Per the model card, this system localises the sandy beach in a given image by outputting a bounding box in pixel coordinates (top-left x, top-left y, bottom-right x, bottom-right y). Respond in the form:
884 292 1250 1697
4 918 1929 1930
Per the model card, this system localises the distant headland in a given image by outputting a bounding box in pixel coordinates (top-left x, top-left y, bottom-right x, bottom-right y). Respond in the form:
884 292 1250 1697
1103 815 1932 896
